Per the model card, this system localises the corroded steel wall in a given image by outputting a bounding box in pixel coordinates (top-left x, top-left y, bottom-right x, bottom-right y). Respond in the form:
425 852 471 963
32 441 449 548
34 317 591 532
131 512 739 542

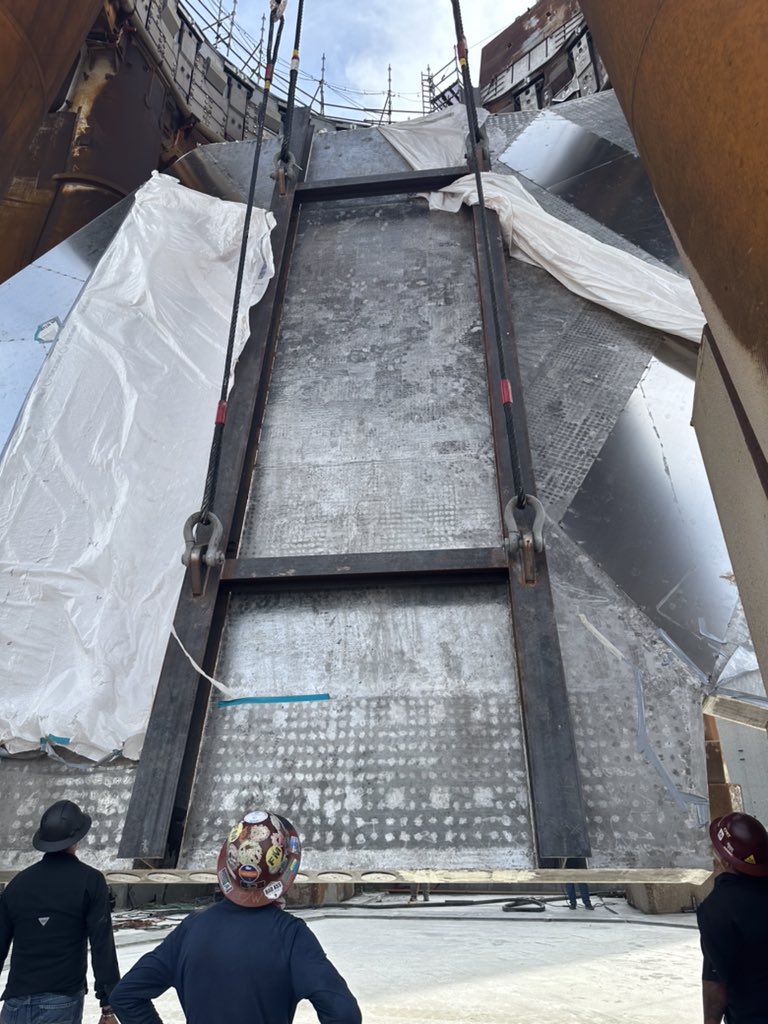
479 0 582 86
0 0 104 197
579 1 768 371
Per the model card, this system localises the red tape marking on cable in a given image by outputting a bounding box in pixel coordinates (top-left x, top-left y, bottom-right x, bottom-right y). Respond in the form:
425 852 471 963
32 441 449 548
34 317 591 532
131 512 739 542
216 401 228 425
501 380 513 404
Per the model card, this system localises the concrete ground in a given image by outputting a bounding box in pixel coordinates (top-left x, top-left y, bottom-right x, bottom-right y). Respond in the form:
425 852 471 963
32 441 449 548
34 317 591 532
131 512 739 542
64 896 704 1023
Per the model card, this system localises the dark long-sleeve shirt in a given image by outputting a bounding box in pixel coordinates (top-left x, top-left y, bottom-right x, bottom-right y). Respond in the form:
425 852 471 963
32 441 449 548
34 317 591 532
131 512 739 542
109 900 361 1024
0 852 119 1005
697 871 768 1024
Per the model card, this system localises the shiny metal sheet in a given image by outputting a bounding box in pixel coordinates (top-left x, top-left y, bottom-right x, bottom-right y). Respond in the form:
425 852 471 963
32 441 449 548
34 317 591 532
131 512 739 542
180 584 533 872
562 344 737 674
501 110 682 269
0 200 130 452
239 195 501 556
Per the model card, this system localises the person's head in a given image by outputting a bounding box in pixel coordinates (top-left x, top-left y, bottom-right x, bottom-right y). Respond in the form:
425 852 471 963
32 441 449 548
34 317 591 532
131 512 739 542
710 812 768 877
32 800 92 853
217 809 302 908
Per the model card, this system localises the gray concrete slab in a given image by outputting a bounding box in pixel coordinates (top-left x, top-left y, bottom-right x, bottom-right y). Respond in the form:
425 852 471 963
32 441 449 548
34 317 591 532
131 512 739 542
0 755 135 871
307 126 412 181
69 901 705 1024
239 195 500 557
180 584 533 872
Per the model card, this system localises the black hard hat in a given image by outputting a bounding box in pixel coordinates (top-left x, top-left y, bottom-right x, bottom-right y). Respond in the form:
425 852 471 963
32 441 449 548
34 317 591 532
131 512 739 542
33 800 92 852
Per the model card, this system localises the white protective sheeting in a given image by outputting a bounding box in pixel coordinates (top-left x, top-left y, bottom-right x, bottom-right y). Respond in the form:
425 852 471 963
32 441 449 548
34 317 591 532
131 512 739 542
378 104 488 170
379 107 705 344
426 173 705 344
0 173 275 760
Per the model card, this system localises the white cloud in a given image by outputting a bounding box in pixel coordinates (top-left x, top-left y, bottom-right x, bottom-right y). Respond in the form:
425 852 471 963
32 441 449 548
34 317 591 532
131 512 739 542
237 0 532 120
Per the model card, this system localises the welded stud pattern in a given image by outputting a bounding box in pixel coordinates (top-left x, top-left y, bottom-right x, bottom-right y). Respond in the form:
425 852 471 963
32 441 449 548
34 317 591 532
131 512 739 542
180 585 534 871
239 195 502 558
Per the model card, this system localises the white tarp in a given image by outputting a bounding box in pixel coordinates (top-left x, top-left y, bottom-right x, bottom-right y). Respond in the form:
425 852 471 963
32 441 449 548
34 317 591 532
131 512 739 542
379 106 705 344
426 173 705 344
378 104 488 171
0 173 275 760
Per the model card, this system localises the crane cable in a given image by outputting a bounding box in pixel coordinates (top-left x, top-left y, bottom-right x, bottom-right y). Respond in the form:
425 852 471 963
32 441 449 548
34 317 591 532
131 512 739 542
279 0 305 166
185 3 286 572
449 0 527 510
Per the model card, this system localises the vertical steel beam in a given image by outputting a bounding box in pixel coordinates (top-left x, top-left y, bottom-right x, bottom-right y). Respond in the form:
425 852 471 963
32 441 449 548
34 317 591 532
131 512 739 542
472 205 592 862
118 110 314 864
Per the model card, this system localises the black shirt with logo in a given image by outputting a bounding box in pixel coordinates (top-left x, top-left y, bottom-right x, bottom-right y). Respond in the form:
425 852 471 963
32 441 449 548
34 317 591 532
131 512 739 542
697 871 768 1024
0 852 119 1004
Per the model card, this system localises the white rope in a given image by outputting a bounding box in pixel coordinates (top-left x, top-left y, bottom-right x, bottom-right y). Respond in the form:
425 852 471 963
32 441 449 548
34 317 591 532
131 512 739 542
171 625 236 697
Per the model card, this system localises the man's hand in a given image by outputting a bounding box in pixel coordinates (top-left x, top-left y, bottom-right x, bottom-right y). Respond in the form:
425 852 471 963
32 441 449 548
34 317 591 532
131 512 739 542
702 980 727 1024
98 1006 117 1024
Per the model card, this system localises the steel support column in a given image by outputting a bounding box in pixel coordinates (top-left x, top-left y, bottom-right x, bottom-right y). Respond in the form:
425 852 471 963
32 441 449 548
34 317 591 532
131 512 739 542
472 206 591 862
118 111 314 864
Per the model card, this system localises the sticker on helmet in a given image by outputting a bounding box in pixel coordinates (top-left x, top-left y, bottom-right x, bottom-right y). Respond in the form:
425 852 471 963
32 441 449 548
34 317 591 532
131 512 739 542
237 839 264 866
265 845 284 872
264 880 283 900
218 869 233 894
228 822 243 844
288 836 300 854
238 864 262 887
226 845 240 874
244 810 268 824
248 825 271 843
286 857 299 876
745 854 756 864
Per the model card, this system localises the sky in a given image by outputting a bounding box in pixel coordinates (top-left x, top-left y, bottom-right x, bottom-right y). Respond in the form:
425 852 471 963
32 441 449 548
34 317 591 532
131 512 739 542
233 0 533 121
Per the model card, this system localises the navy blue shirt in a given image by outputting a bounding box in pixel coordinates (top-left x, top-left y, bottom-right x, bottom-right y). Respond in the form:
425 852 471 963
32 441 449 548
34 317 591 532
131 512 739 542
110 900 361 1024
697 871 768 1024
0 852 119 1004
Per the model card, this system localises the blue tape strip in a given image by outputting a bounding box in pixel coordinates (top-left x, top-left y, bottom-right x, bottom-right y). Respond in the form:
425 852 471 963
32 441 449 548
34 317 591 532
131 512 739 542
46 734 71 745
217 693 330 708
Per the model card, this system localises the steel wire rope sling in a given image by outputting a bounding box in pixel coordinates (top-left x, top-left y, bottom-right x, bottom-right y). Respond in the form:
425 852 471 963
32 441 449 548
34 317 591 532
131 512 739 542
182 1 286 587
275 0 306 185
448 0 546 555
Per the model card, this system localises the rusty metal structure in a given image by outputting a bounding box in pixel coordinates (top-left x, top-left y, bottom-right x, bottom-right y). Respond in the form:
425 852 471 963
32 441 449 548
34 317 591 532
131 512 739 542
0 0 283 284
579 1 768 693
479 0 606 113
0 0 104 198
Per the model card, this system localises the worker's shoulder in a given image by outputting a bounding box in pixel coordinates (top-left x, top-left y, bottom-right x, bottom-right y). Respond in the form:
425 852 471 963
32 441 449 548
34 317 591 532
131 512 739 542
1 857 44 892
190 900 309 938
71 856 109 887
698 874 768 920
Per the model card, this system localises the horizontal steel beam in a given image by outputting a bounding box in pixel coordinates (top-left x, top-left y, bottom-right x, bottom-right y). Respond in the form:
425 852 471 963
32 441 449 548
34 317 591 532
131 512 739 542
0 867 713 886
296 166 469 203
221 547 508 591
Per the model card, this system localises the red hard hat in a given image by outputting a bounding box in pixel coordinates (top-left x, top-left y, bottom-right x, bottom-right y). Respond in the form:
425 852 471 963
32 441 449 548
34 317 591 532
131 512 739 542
217 809 302 907
710 813 768 877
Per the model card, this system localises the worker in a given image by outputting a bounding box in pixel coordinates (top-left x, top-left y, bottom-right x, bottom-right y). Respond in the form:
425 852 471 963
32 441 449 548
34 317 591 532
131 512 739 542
696 812 768 1024
408 882 430 902
109 809 362 1024
562 857 594 910
0 800 119 1024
